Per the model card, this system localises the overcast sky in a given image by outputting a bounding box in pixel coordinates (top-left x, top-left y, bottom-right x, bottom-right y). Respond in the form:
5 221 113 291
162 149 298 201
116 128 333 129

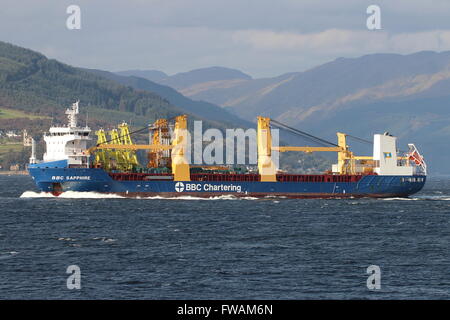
2 0 450 78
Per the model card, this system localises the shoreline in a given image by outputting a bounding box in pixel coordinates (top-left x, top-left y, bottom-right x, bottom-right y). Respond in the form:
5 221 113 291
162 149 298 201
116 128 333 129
0 170 28 175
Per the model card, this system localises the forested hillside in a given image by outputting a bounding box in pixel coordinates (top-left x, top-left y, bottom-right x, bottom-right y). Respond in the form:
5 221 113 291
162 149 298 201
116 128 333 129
0 41 184 124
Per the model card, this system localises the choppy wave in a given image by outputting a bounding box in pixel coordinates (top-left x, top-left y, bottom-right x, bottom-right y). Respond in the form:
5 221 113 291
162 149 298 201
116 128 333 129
0 251 19 260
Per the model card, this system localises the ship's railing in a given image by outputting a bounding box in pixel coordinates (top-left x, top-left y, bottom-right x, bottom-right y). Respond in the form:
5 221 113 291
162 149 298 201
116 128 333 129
191 173 261 182
276 174 363 183
44 131 90 137
68 164 90 168
109 173 174 181
108 172 368 182
67 151 89 156
191 173 364 183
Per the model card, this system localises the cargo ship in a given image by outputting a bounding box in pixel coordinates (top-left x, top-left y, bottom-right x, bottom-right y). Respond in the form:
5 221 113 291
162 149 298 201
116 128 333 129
28 102 426 198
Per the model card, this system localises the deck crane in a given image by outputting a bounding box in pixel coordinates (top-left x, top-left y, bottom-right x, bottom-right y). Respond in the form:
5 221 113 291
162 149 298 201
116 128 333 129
118 123 139 169
257 117 373 181
109 128 132 171
148 119 172 169
87 115 189 181
93 129 110 170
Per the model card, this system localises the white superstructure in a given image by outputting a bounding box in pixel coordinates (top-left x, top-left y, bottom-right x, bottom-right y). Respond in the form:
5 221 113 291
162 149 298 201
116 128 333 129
373 133 426 176
373 134 411 175
42 101 91 167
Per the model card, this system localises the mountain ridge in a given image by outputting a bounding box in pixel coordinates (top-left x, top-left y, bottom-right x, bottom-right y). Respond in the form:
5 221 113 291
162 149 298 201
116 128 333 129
116 69 168 82
85 68 253 129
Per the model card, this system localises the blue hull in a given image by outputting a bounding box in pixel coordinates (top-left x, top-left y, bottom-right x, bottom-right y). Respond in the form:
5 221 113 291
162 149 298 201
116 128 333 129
28 166 426 198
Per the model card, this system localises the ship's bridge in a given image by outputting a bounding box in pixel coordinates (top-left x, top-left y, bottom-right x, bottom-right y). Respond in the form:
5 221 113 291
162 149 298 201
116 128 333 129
43 101 91 168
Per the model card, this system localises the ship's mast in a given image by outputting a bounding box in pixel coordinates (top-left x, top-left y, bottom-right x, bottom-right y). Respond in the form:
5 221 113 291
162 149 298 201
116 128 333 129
29 138 37 164
65 100 79 128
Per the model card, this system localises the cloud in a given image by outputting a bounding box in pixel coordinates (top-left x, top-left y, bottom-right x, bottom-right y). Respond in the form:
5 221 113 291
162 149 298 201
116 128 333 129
1 0 450 77
232 29 450 56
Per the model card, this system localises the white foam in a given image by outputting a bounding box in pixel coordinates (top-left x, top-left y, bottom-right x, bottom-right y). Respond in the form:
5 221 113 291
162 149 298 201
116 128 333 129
20 191 55 198
382 195 450 201
20 191 125 199
140 194 259 201
415 195 450 201
20 191 260 200
58 237 76 241
382 197 419 201
20 190 450 201
93 237 117 242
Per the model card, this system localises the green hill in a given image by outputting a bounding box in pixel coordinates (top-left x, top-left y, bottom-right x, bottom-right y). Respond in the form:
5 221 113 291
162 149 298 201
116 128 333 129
0 41 186 127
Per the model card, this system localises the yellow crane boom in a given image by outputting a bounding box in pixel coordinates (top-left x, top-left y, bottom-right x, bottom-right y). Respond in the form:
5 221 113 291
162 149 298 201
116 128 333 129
273 146 343 153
